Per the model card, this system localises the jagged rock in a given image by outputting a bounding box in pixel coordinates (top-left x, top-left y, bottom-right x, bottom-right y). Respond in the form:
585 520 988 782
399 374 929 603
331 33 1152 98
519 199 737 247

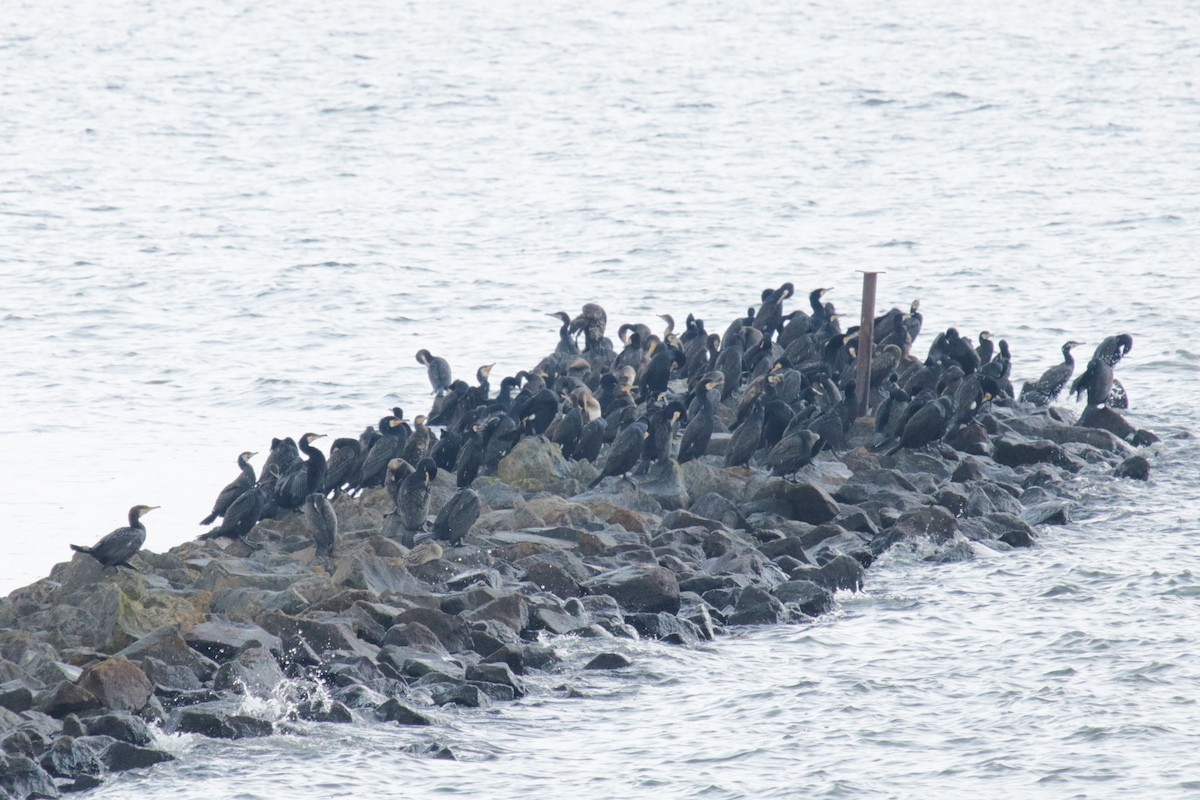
934 486 969 517
184 621 282 662
331 555 428 596
118 627 219 682
465 663 525 698
584 653 631 670
39 735 101 779
625 612 702 645
77 657 153 713
167 704 274 739
497 438 572 492
0 754 59 799
83 712 154 746
375 698 432 725
35 682 100 718
258 614 378 660
752 480 840 524
771 580 835 616
680 461 749 505
757 536 812 564
1114 455 1151 481
390 608 471 653
636 459 689 511
584 565 680 614
212 646 287 696
520 559 584 598
463 594 529 633
0 683 33 715
950 458 986 483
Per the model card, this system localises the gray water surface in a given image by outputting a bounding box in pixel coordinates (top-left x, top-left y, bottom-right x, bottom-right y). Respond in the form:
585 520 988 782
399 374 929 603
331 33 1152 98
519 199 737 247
3 0 1198 796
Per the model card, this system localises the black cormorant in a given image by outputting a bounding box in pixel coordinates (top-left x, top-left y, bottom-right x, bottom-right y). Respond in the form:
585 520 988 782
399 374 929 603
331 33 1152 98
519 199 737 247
725 399 764 468
385 457 416 504
575 417 607 463
432 488 482 546
357 416 408 489
321 438 362 496
72 505 157 569
275 433 327 511
396 458 437 545
402 414 435 464
416 349 453 395
199 483 265 542
302 492 337 557
199 451 257 525
588 421 648 488
1069 357 1114 408
764 430 823 479
975 331 994 365
1019 341 1083 407
547 311 579 356
552 403 583 458
677 379 718 464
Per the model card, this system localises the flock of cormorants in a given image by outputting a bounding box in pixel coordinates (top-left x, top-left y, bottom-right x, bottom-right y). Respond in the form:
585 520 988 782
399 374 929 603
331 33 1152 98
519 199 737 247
70 285 1134 571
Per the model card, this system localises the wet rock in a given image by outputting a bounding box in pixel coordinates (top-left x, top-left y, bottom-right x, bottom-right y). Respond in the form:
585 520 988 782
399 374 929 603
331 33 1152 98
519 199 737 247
497 438 571 492
680 461 749 506
167 704 274 739
584 653 631 670
727 586 784 626
833 507 880 536
584 565 681 614
465 663 525 698
212 646 287 696
757 537 813 564
520 559 584 598
259 614 378 660
625 613 701 645
1021 502 1072 526
77 657 153 713
432 684 491 709
35 682 100 719
992 434 1074 470
950 458 985 483
184 621 282 662
375 698 432 725
82 713 151 747
0 754 59 799
817 554 865 593
771 580 835 617
890 506 960 545
293 700 353 724
1114 455 1151 481
99 740 175 772
1132 429 1160 447
934 486 969 517
481 643 558 675
39 735 101 779
1078 406 1137 441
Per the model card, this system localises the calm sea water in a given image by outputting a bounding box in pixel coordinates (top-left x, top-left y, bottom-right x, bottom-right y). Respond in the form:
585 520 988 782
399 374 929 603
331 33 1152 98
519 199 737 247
3 0 1198 796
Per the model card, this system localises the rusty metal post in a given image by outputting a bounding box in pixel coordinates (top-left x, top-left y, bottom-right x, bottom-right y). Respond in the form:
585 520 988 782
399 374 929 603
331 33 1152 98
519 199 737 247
855 271 880 419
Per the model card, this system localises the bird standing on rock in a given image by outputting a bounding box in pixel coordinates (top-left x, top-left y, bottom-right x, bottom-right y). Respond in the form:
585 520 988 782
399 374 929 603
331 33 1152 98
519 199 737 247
588 421 649 488
416 349 453 395
72 505 158 570
302 492 338 557
1019 341 1083 406
199 451 256 525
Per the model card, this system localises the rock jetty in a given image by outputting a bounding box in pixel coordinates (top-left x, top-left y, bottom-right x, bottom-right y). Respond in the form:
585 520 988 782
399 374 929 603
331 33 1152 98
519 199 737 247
0 294 1160 796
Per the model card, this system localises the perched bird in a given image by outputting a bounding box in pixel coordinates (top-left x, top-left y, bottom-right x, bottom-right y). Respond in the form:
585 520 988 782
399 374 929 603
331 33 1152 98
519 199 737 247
416 349 453 395
764 430 823 479
302 492 337 557
396 458 438 545
432 488 482 546
677 379 718 464
321 438 362 496
588 421 649 488
1019 341 1083 407
275 433 327 511
199 484 266 542
1069 357 1114 408
199 451 256 525
72 505 158 570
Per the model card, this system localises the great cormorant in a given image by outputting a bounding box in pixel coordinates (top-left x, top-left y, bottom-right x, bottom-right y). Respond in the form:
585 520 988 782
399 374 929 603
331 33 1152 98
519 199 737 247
1019 341 1083 407
72 505 158 569
416 349 453 395
199 451 256 525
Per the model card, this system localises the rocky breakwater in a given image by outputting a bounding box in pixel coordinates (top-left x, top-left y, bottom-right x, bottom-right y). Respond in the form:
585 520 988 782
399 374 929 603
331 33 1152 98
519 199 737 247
0 399 1157 796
